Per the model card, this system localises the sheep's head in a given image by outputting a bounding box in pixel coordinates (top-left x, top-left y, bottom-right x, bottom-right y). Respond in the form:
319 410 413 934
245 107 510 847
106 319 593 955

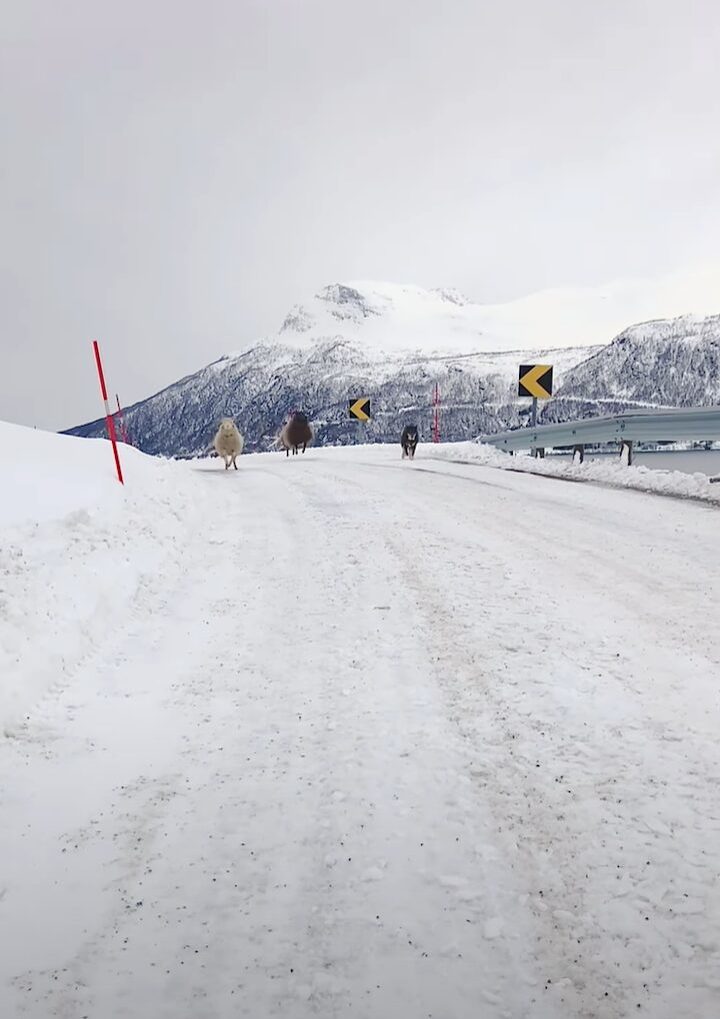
219 418 236 435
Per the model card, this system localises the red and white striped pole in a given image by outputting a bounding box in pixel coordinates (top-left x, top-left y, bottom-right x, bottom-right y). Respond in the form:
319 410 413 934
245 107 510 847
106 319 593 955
432 382 441 443
92 340 124 484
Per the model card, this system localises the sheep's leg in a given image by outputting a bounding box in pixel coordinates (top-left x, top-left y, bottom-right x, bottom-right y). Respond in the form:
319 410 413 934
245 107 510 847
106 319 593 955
232 454 238 470
224 455 230 470
286 447 289 457
302 442 306 453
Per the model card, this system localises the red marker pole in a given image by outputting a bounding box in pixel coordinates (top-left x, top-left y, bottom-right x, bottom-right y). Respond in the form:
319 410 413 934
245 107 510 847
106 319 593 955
92 340 124 484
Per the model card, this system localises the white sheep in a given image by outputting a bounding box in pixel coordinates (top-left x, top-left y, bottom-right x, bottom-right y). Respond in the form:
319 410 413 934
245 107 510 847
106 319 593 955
213 418 244 470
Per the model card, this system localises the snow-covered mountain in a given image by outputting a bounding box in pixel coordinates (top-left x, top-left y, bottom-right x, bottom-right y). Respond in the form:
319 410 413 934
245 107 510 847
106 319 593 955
64 283 720 457
275 264 720 352
544 314 720 423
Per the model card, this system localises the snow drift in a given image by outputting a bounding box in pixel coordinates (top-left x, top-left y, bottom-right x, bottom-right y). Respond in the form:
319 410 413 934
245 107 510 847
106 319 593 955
0 422 205 730
428 440 720 504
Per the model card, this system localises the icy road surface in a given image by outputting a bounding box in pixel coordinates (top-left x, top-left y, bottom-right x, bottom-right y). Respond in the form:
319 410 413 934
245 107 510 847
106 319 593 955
1 443 719 1019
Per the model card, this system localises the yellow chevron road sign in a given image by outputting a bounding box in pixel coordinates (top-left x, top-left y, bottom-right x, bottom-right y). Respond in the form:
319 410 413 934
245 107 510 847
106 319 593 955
518 364 553 399
349 397 371 421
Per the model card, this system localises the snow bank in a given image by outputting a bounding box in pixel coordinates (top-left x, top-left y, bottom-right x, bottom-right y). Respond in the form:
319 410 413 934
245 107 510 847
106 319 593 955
1 422 169 526
429 440 720 504
0 422 204 730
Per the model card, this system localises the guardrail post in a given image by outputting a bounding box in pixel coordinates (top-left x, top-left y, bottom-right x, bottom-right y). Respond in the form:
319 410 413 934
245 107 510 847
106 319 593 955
572 444 584 464
620 440 633 466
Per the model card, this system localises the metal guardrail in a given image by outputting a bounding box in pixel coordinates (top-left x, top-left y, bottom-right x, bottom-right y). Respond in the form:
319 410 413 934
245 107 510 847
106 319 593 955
479 406 720 455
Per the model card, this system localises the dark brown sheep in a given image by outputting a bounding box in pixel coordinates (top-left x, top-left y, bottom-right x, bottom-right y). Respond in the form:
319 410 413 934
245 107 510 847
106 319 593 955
279 411 313 456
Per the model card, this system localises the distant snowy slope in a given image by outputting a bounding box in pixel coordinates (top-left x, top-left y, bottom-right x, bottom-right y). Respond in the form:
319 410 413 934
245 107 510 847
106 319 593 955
275 282 509 354
545 314 720 421
0 422 205 729
464 261 720 349
274 262 720 352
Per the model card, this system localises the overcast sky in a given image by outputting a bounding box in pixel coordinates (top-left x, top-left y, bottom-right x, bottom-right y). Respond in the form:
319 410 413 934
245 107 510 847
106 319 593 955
2 0 719 430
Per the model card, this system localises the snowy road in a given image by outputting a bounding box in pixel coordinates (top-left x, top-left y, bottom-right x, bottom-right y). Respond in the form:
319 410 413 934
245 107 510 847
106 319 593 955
2 445 719 1018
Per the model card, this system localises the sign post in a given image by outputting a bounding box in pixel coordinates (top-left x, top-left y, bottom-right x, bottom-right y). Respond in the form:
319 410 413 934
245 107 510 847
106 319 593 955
518 364 553 458
92 340 124 485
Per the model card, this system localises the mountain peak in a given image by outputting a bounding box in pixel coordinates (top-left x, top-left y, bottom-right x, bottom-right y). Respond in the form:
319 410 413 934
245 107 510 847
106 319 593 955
275 280 487 355
432 287 469 306
316 284 381 321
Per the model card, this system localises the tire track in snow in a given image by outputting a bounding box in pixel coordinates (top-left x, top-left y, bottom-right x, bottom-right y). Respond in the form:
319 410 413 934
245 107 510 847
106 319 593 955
1 460 535 1018
339 453 720 1019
